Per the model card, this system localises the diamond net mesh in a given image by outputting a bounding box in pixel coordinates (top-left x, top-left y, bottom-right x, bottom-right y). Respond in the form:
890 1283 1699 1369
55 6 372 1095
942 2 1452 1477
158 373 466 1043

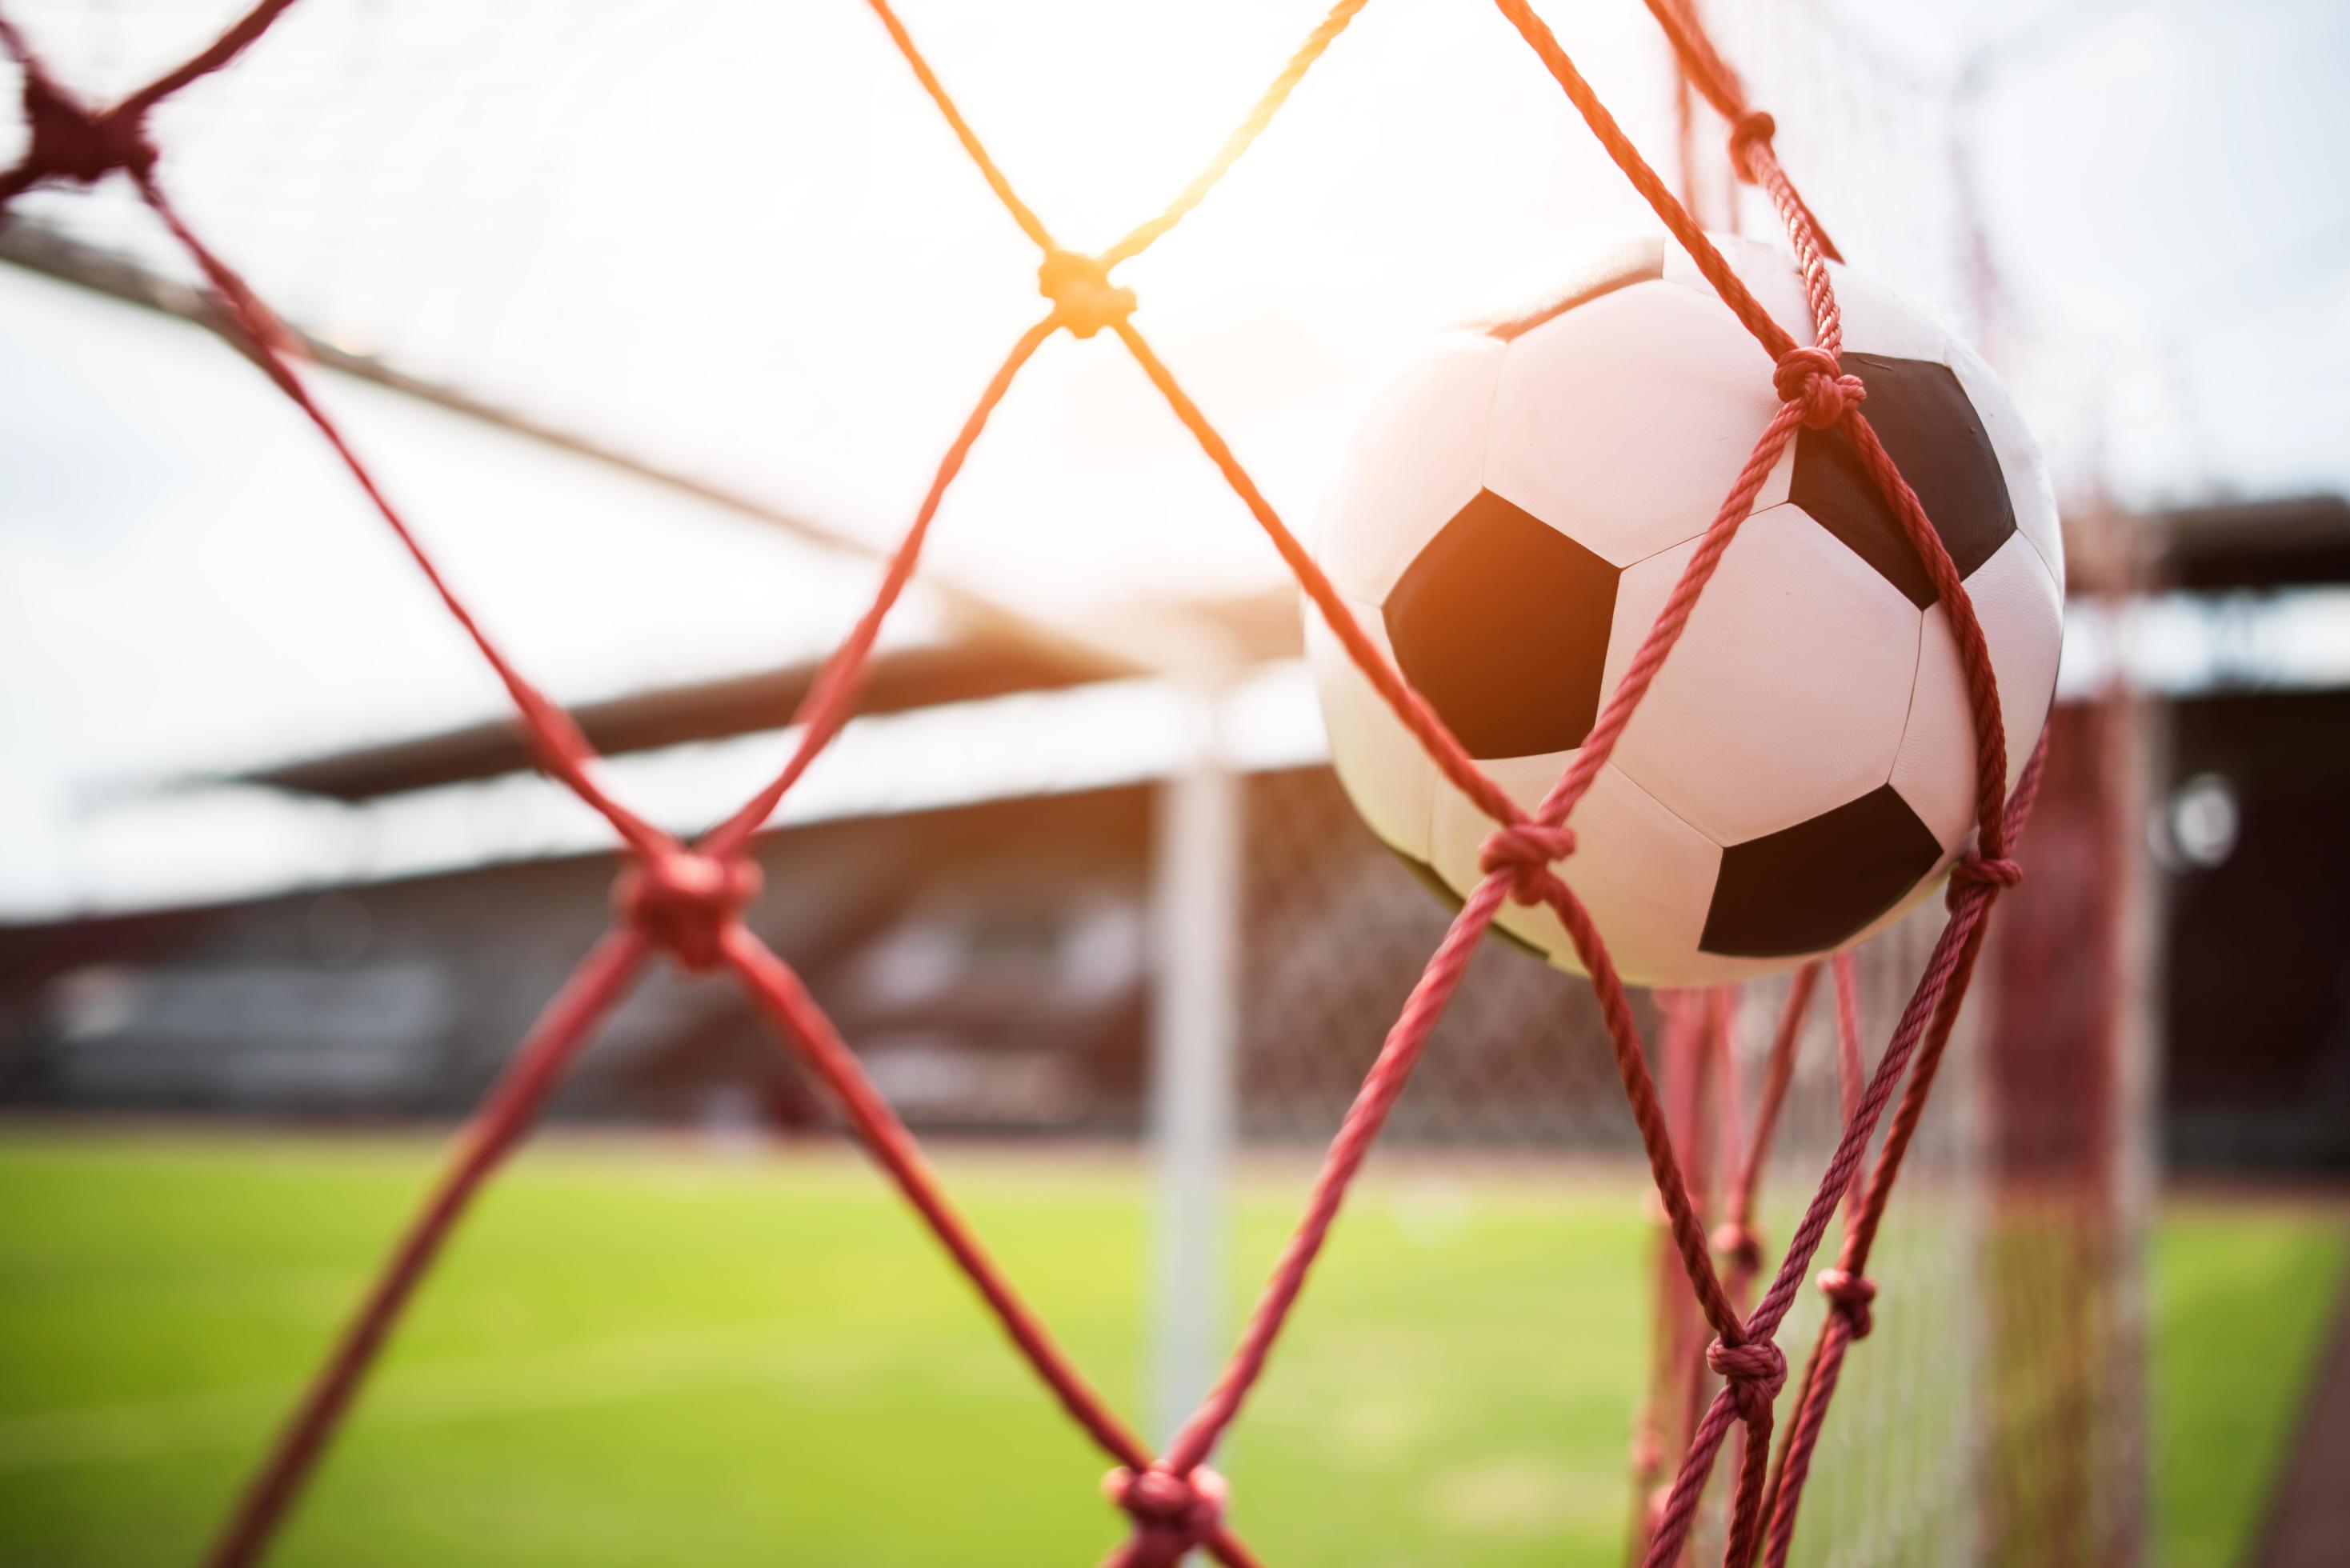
1237 750 2143 1566
0 2 2140 1564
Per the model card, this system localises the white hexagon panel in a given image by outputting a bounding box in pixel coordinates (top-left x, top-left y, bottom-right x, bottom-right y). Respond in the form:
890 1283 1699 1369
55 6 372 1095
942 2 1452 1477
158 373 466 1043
1316 332 1507 604
1603 504 1922 850
1308 234 2065 986
1483 278 1792 569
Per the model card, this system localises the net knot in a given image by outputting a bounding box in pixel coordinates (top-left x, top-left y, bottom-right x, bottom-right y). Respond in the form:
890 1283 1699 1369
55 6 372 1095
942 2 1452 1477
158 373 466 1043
19 71 155 186
1104 1465 1226 1567
1818 1267 1878 1340
1039 250 1136 339
1772 346 1864 430
1948 852 2023 907
1710 1221 1764 1274
615 848 760 972
1704 1336 1787 1423
1477 822 1575 906
1727 109 1778 182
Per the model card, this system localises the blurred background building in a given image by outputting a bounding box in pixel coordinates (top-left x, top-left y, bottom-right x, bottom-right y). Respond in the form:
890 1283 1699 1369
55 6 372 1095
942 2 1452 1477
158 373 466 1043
2 483 2345 1173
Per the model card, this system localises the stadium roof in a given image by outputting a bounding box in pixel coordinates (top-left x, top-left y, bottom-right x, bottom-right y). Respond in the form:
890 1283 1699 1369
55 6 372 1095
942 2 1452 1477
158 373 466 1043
2152 495 2350 593
0 248 1327 918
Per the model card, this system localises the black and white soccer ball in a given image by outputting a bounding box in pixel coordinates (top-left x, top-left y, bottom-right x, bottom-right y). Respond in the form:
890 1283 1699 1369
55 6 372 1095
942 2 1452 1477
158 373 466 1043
1308 235 2064 987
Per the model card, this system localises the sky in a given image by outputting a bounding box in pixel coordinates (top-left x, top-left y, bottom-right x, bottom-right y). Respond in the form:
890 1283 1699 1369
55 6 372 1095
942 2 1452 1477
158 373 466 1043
2 0 2347 918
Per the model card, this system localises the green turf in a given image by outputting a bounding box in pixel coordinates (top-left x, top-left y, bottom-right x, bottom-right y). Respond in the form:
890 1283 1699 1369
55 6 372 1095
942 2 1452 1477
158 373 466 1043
2150 1201 2349 1568
0 1133 2338 1566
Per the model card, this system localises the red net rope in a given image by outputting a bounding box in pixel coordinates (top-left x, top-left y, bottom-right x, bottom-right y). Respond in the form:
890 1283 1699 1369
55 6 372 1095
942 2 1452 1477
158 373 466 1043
0 2 2048 1563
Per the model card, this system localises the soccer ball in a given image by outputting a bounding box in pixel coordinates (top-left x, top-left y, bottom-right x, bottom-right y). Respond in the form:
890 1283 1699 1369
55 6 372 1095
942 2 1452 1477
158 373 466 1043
1307 234 2064 987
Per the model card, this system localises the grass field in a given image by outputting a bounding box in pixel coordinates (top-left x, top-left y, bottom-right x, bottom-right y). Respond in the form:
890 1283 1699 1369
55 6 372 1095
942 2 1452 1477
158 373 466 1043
0 1131 2340 1567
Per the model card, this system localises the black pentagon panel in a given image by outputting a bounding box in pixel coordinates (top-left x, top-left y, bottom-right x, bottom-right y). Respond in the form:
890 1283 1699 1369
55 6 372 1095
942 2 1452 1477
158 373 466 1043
1384 490 1619 761
1700 784 1944 958
1388 847 1547 961
1788 353 2016 609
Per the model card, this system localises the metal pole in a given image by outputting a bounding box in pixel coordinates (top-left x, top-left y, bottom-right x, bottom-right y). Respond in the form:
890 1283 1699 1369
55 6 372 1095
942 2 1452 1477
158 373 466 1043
1147 659 1240 1454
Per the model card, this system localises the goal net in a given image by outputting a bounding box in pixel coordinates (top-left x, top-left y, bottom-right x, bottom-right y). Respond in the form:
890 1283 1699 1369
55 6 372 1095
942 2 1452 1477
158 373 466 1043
0 0 2148 1563
1239 684 2146 1566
